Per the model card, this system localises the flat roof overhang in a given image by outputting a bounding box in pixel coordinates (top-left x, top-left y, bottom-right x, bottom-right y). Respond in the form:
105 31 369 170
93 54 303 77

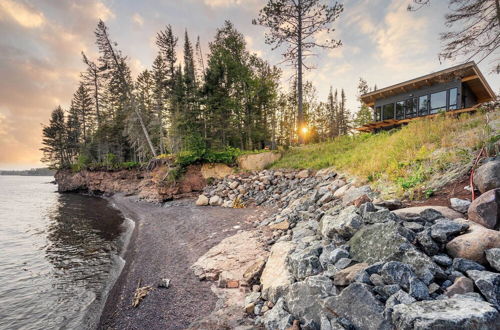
360 62 496 107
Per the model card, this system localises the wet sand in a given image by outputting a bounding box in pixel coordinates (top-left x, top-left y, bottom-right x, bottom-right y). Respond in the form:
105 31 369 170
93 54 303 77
98 195 262 330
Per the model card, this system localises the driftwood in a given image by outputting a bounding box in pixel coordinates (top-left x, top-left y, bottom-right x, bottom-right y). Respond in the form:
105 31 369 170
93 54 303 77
132 279 154 307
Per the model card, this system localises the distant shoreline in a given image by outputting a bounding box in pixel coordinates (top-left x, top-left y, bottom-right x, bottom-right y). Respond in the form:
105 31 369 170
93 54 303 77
0 168 55 176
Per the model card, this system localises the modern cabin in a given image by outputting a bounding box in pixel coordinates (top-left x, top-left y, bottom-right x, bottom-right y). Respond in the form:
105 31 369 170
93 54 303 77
356 62 495 132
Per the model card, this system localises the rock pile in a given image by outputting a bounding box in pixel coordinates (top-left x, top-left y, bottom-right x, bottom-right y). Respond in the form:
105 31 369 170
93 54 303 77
195 158 500 330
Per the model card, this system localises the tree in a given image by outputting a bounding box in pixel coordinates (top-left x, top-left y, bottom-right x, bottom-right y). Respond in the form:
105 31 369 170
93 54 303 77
71 82 94 145
81 52 103 161
253 0 343 143
353 78 373 127
95 20 157 157
151 54 168 154
41 107 69 168
409 0 500 73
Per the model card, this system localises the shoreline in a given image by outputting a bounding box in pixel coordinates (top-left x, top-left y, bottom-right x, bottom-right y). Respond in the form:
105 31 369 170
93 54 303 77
96 194 262 329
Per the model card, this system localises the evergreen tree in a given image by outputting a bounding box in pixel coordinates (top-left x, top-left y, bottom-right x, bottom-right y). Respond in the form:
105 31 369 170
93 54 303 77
253 0 343 143
353 78 373 127
41 107 70 168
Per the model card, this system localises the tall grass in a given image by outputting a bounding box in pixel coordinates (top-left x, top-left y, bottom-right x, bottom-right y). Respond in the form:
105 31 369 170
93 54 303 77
273 111 498 198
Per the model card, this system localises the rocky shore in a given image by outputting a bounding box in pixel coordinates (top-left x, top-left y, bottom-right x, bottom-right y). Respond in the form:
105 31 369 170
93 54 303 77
193 158 500 329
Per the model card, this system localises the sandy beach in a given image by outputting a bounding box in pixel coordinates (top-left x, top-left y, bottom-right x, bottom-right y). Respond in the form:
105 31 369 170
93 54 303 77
98 194 262 330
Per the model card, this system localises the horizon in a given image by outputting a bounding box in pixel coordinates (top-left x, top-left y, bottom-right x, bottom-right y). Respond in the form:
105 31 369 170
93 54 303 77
1 0 499 169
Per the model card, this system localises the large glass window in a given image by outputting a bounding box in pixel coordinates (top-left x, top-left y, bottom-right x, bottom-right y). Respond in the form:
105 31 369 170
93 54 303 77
405 98 417 118
430 91 447 114
396 101 405 119
448 88 458 110
419 95 429 115
375 106 382 121
382 103 395 120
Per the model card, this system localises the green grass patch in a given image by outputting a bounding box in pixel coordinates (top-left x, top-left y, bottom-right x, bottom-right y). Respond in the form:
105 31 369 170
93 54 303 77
272 111 498 197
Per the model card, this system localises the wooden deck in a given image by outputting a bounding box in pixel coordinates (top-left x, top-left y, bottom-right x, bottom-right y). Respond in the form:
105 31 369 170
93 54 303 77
354 106 480 132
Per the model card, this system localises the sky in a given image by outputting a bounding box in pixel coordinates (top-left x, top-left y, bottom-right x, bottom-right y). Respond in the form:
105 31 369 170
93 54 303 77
0 0 498 170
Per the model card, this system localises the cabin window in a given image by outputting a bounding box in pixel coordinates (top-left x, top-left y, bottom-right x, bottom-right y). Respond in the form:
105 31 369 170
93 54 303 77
448 88 458 110
405 98 417 118
375 106 382 121
430 91 447 114
419 95 429 115
382 103 395 120
396 101 405 119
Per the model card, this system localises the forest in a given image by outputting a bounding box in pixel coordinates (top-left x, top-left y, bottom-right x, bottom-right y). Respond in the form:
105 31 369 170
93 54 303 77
41 19 368 169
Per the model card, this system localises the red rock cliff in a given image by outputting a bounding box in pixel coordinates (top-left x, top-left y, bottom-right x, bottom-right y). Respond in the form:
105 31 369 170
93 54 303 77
55 164 206 202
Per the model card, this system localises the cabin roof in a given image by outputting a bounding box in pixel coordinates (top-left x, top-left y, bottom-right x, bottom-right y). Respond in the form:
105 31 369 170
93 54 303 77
360 62 495 107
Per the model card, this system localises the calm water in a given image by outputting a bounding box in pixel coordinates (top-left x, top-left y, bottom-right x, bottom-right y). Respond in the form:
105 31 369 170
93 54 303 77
0 176 133 330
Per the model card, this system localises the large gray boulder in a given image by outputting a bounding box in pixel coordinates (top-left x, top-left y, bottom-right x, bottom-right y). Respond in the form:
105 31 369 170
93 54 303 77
466 270 500 309
319 206 362 239
285 275 337 329
262 298 294 330
391 296 500 329
322 283 392 330
467 188 500 230
429 219 468 243
287 243 323 280
474 159 500 193
485 248 500 272
349 222 441 282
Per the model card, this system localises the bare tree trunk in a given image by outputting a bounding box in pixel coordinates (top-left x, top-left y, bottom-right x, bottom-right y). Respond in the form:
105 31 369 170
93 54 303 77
496 0 500 27
297 0 304 144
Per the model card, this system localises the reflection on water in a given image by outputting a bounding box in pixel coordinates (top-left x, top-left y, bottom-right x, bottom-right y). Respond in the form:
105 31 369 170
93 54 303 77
0 176 130 330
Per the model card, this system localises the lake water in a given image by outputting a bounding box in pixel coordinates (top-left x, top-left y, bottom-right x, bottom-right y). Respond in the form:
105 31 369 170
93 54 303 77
0 176 133 330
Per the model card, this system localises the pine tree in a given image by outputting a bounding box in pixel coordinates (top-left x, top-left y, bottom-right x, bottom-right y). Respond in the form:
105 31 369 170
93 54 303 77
71 82 94 145
95 20 156 158
253 0 343 143
152 54 168 154
353 78 373 127
41 107 70 168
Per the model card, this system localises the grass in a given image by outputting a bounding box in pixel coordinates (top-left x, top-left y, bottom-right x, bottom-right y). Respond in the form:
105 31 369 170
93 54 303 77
272 110 499 198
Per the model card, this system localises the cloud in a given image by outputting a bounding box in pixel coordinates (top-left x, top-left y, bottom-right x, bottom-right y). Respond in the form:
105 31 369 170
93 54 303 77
132 13 143 27
0 0 114 167
202 0 262 9
0 0 45 28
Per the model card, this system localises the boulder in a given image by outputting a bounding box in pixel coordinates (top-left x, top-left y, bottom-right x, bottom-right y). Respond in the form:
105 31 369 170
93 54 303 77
380 261 418 291
296 169 311 178
209 195 221 206
319 206 363 239
485 248 500 272
319 246 349 268
322 283 392 330
332 184 351 198
261 241 297 303
364 209 400 224
236 152 281 171
386 290 416 309
262 298 294 330
474 159 500 193
393 206 463 220
446 219 500 265
333 263 369 286
195 194 209 206
452 258 485 273
445 277 474 297
287 243 323 280
285 275 337 329
200 163 234 179
467 188 500 230
391 296 500 329
349 222 441 281
341 185 372 206
466 270 500 309
430 219 468 243
450 198 471 214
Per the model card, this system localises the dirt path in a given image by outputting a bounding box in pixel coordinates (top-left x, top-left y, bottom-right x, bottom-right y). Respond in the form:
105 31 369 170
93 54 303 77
98 195 266 330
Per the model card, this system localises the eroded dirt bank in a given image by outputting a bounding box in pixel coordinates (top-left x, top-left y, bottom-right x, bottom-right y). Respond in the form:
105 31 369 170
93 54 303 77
98 194 269 330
